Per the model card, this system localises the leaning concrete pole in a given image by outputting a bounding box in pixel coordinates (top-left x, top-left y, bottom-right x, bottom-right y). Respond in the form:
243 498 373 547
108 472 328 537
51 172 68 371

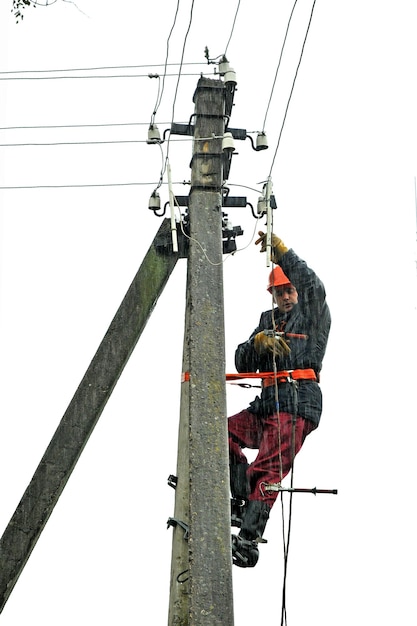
0 219 179 613
168 77 234 624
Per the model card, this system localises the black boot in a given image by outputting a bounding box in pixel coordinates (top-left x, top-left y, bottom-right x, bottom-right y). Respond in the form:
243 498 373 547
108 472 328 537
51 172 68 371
232 500 271 568
230 464 250 528
231 535 259 568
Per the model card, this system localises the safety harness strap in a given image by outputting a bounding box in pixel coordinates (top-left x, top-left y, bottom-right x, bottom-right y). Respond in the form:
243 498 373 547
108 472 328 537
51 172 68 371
261 368 317 387
181 369 317 384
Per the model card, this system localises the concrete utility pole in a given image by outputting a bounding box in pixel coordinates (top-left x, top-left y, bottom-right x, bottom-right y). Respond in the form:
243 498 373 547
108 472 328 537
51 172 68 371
168 77 234 624
0 219 180 613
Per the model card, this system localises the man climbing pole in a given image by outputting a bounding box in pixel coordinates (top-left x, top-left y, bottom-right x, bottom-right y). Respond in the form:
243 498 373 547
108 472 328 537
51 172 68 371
229 231 331 567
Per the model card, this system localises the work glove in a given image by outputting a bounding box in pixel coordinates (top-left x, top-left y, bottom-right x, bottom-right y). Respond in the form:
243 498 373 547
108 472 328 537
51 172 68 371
254 331 291 358
255 231 288 263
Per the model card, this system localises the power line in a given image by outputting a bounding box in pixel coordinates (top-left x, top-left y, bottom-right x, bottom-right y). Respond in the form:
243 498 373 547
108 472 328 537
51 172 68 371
262 0 298 133
0 71 210 82
167 0 196 160
0 139 151 147
0 181 162 189
224 0 242 58
152 0 181 122
268 0 317 177
0 122 164 131
154 0 196 188
0 61 207 76
0 179 264 193
0 136 195 147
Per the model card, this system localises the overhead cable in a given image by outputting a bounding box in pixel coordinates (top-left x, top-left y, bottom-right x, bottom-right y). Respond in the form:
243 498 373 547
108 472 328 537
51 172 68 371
0 181 164 190
0 122 175 131
268 0 317 177
0 138 196 147
151 0 196 196
0 61 206 76
0 72 209 82
262 0 298 133
0 139 154 147
166 0 195 162
224 0 241 58
151 0 181 123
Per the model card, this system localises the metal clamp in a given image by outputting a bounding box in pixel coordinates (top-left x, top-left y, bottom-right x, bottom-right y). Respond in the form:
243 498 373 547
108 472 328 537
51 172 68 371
167 517 189 540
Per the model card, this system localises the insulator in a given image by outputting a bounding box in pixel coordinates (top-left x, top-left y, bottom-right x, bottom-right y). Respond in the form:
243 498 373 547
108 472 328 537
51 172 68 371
222 132 235 153
256 132 268 151
219 60 230 75
257 196 267 215
148 191 161 212
224 69 237 86
147 124 161 144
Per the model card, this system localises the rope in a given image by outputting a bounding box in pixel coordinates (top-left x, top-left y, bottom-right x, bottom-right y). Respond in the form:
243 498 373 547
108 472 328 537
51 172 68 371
280 381 299 626
266 242 295 626
266 283 289 625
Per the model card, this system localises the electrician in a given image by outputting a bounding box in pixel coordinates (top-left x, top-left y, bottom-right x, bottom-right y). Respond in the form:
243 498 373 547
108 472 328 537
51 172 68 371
229 231 331 567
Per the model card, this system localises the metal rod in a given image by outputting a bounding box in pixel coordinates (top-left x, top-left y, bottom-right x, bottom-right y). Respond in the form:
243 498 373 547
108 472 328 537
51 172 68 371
264 484 338 495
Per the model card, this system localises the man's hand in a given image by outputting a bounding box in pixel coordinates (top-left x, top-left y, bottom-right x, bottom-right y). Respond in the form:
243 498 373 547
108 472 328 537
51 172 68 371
254 331 291 358
255 231 288 263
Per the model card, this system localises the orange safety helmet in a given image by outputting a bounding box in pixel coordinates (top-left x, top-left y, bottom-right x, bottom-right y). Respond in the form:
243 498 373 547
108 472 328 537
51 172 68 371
267 266 291 293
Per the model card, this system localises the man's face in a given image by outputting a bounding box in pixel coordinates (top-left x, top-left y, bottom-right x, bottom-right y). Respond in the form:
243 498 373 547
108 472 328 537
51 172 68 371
272 284 298 313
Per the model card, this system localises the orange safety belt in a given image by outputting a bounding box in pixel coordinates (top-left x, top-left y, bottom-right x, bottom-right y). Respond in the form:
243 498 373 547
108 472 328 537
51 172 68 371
181 369 317 384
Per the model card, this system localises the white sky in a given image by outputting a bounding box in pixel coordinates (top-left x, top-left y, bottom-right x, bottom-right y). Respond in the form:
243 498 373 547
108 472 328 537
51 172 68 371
1 1 417 624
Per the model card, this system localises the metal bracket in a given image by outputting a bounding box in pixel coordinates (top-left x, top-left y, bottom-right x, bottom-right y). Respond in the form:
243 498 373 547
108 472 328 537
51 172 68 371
262 482 338 495
167 517 189 540
170 122 248 141
154 207 243 256
167 474 178 489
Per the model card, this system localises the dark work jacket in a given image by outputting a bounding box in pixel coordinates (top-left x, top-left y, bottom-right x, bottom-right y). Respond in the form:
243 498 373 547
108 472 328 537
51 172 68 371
235 249 331 425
